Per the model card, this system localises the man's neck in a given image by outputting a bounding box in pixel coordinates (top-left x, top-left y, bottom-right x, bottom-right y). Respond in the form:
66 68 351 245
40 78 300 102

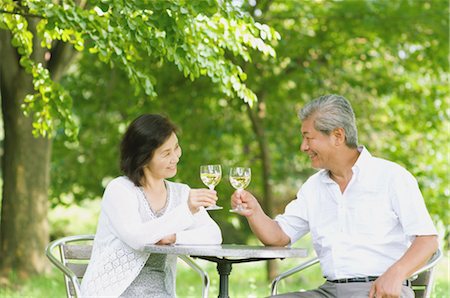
329 147 360 193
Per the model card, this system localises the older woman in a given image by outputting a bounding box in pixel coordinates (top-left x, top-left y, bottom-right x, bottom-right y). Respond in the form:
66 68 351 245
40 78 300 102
81 114 222 297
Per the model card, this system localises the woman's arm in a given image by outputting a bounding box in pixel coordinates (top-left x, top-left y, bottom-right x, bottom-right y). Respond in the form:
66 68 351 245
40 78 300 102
102 179 195 250
176 208 222 245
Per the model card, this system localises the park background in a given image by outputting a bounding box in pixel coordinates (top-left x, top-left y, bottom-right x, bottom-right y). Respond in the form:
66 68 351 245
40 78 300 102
0 0 448 297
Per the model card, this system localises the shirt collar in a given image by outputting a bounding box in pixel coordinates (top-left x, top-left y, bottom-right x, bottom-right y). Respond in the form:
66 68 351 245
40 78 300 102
352 146 373 181
319 145 372 183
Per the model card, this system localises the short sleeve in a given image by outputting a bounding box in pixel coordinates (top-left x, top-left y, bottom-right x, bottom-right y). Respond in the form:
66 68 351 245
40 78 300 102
275 190 310 244
391 168 437 237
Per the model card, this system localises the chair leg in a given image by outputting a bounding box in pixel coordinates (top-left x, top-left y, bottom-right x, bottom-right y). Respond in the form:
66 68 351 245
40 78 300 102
179 255 210 298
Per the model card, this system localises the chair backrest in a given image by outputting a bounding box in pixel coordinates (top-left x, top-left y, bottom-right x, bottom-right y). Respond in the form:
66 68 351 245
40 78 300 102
410 249 443 298
46 235 211 298
45 235 94 298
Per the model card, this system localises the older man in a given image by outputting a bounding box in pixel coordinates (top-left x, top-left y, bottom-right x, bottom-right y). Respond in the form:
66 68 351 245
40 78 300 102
231 94 438 298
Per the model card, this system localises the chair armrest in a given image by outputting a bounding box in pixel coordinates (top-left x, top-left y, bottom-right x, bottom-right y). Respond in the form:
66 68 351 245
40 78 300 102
178 255 210 298
409 248 442 280
270 249 442 296
271 257 320 295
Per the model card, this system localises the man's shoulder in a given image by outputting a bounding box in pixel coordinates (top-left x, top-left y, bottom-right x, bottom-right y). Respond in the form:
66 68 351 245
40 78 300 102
369 155 410 175
361 155 417 188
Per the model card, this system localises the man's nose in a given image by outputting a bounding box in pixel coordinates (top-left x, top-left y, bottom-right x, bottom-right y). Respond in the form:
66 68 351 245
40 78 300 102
300 141 308 152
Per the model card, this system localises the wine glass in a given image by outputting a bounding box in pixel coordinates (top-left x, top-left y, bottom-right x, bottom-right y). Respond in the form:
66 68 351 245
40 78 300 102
229 167 251 212
200 164 223 210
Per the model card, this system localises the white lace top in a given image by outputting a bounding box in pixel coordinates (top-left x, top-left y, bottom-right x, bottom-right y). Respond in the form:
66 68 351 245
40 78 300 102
80 177 222 297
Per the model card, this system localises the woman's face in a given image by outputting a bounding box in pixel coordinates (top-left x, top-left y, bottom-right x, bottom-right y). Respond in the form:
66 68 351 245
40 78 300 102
146 133 182 180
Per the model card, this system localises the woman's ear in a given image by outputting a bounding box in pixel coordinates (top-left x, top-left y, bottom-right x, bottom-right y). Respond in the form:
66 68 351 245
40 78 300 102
332 128 346 146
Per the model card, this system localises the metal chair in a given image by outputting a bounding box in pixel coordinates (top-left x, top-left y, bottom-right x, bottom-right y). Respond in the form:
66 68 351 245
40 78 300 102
45 234 210 298
271 249 442 298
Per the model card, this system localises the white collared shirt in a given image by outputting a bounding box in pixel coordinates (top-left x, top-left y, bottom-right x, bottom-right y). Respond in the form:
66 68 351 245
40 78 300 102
275 147 437 279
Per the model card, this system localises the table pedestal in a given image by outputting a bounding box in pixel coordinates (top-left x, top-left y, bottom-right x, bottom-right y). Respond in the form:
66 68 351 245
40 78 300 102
197 256 273 298
217 261 232 298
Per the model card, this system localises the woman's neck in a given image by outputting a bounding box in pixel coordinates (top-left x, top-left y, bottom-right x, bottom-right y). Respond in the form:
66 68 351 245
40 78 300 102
141 176 168 213
142 177 165 192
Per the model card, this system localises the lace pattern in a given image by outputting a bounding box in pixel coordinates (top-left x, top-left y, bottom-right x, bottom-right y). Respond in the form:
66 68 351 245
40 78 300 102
80 178 190 297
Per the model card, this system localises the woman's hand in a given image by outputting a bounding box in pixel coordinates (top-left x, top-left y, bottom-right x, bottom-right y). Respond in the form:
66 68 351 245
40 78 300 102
156 234 176 245
188 189 218 214
231 189 261 217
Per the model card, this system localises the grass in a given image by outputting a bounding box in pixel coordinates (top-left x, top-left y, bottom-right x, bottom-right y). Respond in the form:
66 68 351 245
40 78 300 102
1 251 448 298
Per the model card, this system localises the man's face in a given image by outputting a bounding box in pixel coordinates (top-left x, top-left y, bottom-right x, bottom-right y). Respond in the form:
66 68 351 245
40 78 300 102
300 117 336 169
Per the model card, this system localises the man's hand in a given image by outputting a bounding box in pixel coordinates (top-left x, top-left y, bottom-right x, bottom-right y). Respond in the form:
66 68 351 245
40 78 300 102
369 235 438 298
230 189 262 217
369 270 404 298
231 189 290 246
188 189 218 214
156 234 176 245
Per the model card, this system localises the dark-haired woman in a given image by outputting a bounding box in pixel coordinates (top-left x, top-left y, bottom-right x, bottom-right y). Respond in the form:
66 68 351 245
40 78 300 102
81 114 222 297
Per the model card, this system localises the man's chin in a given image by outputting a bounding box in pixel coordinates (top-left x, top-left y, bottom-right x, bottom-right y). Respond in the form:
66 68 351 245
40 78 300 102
310 162 323 170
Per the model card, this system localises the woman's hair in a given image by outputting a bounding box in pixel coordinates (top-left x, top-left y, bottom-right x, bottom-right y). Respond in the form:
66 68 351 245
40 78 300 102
120 114 178 186
298 94 359 148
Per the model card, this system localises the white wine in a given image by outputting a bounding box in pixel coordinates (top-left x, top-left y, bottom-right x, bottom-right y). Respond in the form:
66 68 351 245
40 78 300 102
229 176 251 190
201 173 221 188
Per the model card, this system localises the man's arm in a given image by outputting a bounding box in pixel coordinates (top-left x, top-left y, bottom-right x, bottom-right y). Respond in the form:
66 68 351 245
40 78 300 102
231 190 291 246
369 235 439 298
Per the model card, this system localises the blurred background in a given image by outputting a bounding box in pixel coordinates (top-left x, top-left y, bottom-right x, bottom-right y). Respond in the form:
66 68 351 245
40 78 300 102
51 0 448 247
1 0 448 297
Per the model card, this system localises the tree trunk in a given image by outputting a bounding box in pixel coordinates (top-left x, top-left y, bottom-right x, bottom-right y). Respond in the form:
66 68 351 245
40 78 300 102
246 99 278 281
0 28 52 279
0 8 77 278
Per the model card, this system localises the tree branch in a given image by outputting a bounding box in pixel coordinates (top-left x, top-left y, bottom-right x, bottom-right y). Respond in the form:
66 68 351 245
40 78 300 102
0 9 43 19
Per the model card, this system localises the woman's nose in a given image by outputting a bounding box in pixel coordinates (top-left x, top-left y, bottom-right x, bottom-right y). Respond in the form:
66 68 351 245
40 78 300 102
171 153 180 163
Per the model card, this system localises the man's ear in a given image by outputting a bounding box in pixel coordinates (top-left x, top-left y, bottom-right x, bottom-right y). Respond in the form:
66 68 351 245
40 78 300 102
332 128 346 146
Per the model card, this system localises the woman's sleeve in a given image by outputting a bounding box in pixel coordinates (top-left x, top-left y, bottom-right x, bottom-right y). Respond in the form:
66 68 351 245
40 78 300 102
101 180 195 250
175 207 223 245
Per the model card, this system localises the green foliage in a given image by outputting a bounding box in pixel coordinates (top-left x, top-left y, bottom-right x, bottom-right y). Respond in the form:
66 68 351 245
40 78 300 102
240 0 449 240
49 0 449 244
48 199 100 240
0 0 278 139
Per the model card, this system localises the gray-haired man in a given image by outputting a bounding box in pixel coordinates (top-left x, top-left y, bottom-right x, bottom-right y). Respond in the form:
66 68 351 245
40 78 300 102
231 94 438 298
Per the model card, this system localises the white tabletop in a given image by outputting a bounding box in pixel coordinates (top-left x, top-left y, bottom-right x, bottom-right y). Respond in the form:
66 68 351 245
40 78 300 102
144 244 307 259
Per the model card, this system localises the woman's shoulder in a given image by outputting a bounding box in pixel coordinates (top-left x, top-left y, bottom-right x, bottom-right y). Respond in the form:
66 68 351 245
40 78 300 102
105 176 136 192
165 180 190 192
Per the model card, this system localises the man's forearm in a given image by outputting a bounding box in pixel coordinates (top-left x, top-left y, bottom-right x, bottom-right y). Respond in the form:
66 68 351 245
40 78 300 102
247 210 290 246
387 235 439 279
